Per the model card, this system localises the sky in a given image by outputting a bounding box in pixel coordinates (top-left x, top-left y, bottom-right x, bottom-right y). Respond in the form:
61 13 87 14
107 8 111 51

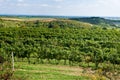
0 0 120 16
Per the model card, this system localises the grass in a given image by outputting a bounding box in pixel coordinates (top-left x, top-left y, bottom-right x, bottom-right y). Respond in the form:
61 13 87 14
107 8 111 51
14 62 90 80
2 60 119 80
1 17 56 22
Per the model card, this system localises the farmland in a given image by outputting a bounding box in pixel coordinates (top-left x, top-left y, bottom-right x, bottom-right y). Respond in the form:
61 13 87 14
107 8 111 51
0 17 120 80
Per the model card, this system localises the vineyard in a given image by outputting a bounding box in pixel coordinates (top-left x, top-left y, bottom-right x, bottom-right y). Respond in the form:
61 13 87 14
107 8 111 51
0 18 120 79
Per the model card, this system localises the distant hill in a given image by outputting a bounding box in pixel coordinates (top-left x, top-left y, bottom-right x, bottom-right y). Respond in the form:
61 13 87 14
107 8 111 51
0 17 93 28
70 17 118 27
104 17 120 20
1 16 120 28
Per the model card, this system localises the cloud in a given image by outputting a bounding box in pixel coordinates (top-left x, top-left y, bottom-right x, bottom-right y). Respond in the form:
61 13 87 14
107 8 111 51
54 0 64 2
0 0 120 16
0 0 9 2
17 3 29 7
15 1 50 8
56 6 62 8
96 0 120 6
0 0 4 2
18 0 24 2
40 4 49 7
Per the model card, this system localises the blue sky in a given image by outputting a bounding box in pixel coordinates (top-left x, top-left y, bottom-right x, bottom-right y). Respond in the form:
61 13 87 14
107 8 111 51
0 0 120 16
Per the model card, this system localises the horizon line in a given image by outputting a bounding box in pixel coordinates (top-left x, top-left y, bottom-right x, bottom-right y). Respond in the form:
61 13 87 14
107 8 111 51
0 14 120 18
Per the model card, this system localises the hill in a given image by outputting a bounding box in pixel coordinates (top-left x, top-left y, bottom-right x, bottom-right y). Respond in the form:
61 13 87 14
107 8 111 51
70 17 119 27
0 16 120 80
0 17 93 28
1 16 120 28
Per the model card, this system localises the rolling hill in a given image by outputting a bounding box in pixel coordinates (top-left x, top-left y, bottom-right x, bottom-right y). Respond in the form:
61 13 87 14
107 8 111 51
1 16 120 28
70 17 120 27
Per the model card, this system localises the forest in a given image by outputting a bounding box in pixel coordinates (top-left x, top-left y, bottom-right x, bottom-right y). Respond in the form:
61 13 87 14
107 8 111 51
0 17 120 80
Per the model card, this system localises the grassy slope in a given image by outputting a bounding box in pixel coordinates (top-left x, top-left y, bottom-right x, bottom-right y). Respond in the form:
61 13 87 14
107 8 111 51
14 62 91 80
14 62 109 80
0 17 94 28
1 17 56 22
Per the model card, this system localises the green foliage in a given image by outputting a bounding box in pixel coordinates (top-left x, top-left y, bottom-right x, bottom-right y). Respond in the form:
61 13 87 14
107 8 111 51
0 27 120 70
0 17 120 78
0 17 120 79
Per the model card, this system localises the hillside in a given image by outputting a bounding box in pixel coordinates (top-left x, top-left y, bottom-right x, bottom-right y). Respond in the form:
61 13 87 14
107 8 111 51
1 16 120 28
0 26 120 80
0 16 120 80
70 17 119 27
0 17 93 28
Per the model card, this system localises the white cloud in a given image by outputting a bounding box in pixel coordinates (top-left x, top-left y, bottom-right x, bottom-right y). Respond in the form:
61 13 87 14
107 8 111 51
17 3 29 7
57 6 62 8
18 0 24 2
96 0 120 6
54 0 64 2
40 4 49 7
1 0 120 16
15 3 50 8
0 0 4 2
0 0 9 2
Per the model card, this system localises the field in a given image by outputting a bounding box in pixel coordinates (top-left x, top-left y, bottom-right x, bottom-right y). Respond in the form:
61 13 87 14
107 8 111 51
1 17 56 22
14 62 106 80
0 16 120 80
